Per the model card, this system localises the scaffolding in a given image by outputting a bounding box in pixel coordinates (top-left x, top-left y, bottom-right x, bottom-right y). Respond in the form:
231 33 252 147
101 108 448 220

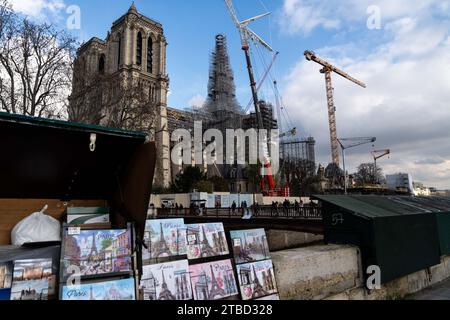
281 137 316 177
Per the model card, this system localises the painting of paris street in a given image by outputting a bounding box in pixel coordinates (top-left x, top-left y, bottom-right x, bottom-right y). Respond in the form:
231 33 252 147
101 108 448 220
186 223 229 260
62 229 132 280
230 229 271 264
142 219 187 263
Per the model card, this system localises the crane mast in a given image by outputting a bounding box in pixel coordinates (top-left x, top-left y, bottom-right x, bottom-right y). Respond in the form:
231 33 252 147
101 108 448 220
224 0 277 193
305 50 366 167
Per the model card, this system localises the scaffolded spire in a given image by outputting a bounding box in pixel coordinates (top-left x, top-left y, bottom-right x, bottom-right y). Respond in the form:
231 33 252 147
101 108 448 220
204 34 241 114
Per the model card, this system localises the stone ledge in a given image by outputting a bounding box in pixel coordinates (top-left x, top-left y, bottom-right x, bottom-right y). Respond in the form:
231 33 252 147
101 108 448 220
272 244 362 300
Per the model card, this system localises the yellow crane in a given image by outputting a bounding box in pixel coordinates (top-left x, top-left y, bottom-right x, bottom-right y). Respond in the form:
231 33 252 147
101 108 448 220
304 50 366 167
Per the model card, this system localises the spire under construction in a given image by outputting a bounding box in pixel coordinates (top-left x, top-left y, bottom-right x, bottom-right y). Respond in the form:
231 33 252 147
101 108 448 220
204 34 242 117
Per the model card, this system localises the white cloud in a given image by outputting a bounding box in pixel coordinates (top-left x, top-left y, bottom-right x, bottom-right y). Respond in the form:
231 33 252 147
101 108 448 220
280 0 450 188
279 0 446 35
9 0 65 18
187 94 206 108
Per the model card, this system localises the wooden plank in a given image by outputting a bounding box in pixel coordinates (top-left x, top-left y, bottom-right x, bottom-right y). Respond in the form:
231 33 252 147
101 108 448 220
0 199 107 245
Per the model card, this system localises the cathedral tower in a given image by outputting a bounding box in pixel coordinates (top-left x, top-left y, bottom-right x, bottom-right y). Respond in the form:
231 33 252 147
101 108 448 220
69 3 171 187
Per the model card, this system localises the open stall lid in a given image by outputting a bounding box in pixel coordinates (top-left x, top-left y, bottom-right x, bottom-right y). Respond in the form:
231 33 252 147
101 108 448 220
0 112 156 243
0 111 150 200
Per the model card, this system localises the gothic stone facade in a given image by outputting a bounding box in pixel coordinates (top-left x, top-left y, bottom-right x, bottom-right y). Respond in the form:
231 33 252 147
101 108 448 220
69 4 171 187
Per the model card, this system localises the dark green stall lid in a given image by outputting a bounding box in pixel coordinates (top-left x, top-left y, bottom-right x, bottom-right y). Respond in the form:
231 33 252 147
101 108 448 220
314 195 450 219
0 112 148 200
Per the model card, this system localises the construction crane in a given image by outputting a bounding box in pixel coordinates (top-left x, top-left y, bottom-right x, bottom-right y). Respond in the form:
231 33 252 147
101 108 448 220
372 149 391 184
305 50 366 167
224 0 278 194
244 52 280 113
337 137 376 194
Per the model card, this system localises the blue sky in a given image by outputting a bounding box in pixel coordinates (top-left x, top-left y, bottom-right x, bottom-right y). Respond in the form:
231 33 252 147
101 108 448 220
9 0 450 189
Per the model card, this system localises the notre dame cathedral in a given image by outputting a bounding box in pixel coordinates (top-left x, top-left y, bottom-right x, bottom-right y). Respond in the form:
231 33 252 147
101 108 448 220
69 3 171 187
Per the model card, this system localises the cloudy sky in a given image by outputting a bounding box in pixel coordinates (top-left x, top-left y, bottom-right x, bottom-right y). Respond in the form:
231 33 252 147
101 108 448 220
9 0 450 189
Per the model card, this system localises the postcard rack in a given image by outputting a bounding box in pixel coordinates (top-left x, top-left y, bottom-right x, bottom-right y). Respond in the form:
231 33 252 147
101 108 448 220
58 222 139 300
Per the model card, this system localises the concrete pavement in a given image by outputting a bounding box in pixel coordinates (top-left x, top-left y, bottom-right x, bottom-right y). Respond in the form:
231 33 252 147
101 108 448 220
408 278 450 300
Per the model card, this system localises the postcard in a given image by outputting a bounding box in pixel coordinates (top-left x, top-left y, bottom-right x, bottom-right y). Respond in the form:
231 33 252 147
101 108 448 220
186 223 229 260
10 278 48 300
0 262 13 289
12 259 52 282
236 260 278 300
61 278 136 300
62 228 132 280
142 219 187 262
230 229 271 264
10 259 53 300
141 260 192 300
189 259 238 300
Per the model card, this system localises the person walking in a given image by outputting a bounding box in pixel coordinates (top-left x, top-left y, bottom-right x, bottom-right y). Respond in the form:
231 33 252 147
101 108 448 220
232 201 237 215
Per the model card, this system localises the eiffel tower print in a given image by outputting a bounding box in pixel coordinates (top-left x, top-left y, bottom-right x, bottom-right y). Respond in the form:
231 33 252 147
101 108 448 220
87 233 99 262
251 265 268 298
158 270 176 300
208 265 226 299
153 223 172 258
200 225 216 257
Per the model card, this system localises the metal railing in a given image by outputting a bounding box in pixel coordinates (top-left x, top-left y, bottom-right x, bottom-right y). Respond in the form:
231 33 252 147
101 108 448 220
156 205 322 220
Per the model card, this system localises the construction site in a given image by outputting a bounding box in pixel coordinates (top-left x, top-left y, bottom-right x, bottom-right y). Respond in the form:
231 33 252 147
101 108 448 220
166 31 317 196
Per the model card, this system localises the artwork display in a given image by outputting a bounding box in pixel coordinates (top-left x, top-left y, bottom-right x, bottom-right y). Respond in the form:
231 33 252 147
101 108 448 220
186 223 229 260
236 260 278 300
61 278 136 300
10 259 53 300
230 229 270 264
0 262 13 289
189 259 238 300
142 219 187 262
141 260 192 300
61 228 132 280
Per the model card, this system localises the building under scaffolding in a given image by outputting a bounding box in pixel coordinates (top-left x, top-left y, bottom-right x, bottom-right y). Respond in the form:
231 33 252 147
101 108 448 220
281 137 316 180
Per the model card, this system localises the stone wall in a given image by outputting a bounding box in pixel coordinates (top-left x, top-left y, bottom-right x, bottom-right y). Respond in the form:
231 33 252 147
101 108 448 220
267 230 323 251
271 245 362 300
271 243 450 300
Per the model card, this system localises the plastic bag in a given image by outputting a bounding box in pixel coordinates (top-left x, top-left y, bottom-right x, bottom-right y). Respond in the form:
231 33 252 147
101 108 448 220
11 205 61 246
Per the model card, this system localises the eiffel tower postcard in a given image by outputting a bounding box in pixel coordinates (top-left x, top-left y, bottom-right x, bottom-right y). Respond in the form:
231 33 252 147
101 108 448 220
236 259 278 300
230 229 271 264
189 259 238 300
61 228 132 281
142 219 187 264
141 260 192 300
186 223 229 260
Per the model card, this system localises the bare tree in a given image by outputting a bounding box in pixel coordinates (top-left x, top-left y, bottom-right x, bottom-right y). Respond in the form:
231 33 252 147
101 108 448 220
354 163 385 186
0 1 77 118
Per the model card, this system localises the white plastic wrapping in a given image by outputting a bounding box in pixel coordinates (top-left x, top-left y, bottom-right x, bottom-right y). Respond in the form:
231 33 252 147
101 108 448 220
11 205 61 246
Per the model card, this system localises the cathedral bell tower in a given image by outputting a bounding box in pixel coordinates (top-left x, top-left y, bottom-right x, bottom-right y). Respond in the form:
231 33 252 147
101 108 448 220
69 3 171 187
